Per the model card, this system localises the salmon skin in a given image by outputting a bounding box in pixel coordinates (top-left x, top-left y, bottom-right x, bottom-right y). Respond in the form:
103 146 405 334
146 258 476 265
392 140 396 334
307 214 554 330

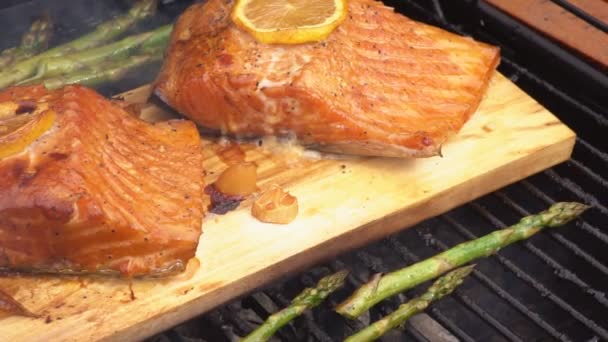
0 85 204 278
154 0 500 158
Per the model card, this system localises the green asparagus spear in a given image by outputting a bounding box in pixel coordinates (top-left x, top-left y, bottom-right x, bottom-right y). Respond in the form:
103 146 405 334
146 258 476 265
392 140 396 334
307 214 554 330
0 49 17 69
0 15 54 68
335 202 589 319
20 24 172 84
240 270 349 342
41 50 164 90
15 15 53 58
344 265 475 342
0 0 157 89
48 0 157 55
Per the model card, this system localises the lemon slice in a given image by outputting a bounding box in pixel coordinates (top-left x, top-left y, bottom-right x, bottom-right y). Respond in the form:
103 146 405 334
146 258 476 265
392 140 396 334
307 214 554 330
0 101 55 159
231 0 348 45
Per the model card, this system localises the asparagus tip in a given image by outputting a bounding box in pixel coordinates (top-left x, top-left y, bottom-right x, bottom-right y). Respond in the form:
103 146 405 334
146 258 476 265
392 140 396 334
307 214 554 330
292 270 348 307
319 269 349 290
545 202 590 227
130 0 158 19
428 264 475 297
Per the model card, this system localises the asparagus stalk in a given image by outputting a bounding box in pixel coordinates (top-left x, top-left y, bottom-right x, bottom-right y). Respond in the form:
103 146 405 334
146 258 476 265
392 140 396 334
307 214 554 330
344 265 475 342
0 15 54 68
0 0 157 89
0 49 17 69
17 15 54 55
46 0 157 55
41 50 164 90
240 270 349 342
335 202 589 319
20 24 172 84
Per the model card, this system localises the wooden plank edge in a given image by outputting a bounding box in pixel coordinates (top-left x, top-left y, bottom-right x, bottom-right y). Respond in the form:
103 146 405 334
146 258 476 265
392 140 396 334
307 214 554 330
103 132 576 342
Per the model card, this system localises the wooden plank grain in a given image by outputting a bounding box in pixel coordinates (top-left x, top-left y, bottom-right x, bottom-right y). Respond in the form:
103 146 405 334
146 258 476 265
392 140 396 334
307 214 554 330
0 71 576 342
484 0 608 67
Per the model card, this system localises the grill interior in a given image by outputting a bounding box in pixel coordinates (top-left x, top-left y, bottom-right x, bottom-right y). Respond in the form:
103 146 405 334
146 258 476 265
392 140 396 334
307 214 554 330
148 1 607 341
0 0 606 341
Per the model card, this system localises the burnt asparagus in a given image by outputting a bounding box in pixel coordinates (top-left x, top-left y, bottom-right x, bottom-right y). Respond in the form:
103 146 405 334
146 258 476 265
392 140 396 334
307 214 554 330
0 15 54 68
0 0 157 89
335 202 589 319
344 265 475 342
240 270 348 342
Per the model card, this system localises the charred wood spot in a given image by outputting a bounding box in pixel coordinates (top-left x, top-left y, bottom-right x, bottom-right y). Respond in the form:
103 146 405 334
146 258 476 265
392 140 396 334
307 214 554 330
120 103 144 117
204 184 244 215
0 288 38 318
15 100 37 115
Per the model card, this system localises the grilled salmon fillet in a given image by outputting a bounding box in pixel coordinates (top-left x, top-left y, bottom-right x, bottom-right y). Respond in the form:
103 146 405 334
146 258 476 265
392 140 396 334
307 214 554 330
0 85 204 278
154 0 500 158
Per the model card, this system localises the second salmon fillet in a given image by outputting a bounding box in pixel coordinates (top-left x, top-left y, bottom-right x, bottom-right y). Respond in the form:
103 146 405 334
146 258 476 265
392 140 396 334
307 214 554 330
155 0 500 158
0 85 204 278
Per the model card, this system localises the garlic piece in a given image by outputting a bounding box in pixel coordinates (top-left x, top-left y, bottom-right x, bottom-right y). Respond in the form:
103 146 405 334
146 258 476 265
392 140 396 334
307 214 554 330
215 162 258 196
252 184 298 224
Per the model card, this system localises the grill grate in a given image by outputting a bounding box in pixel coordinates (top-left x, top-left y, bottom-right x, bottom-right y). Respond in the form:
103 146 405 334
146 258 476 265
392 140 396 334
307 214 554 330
549 0 608 34
0 0 604 341
147 1 607 341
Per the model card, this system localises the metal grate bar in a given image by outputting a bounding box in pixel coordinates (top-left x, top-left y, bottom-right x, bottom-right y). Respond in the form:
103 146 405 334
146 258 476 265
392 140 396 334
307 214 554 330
440 215 574 342
543 169 608 215
302 314 333 342
404 0 608 124
331 255 438 342
550 232 608 274
428 307 478 342
384 237 494 341
474 199 608 308
577 138 608 164
144 0 607 340
495 191 608 276
444 211 608 340
520 180 608 245
422 232 527 342
550 0 608 33
403 323 430 342
380 238 475 341
340 250 465 342
402 324 428 342
388 234 560 341
468 203 608 339
568 159 608 188
454 290 525 342
477 0 608 90
498 57 608 127
431 0 446 23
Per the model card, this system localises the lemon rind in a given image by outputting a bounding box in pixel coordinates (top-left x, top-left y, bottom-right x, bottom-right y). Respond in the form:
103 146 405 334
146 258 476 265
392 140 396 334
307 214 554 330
231 0 348 45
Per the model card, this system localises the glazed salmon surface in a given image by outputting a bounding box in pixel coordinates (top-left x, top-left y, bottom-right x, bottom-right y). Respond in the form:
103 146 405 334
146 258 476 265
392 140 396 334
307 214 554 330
0 85 204 277
155 0 500 158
